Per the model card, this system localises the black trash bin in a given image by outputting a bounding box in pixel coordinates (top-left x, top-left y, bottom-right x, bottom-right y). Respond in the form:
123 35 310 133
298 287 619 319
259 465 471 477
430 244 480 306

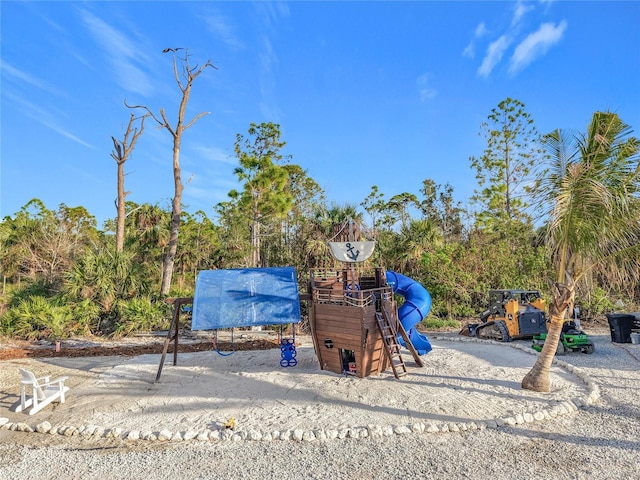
606 313 635 343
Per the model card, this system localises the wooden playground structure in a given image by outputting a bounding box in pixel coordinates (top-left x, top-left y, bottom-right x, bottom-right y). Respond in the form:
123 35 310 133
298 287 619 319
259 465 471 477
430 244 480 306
157 264 425 382
307 265 424 379
156 222 426 382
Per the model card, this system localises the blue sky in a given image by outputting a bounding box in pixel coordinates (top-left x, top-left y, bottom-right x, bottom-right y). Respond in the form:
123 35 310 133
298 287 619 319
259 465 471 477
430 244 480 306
2 1 639 228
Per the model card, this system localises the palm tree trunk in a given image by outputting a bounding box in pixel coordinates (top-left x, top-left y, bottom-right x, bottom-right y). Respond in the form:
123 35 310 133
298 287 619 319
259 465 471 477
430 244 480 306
521 314 563 392
522 282 574 392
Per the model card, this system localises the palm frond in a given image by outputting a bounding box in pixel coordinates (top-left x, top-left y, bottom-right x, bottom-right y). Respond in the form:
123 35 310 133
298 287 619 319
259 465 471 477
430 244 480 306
538 112 640 284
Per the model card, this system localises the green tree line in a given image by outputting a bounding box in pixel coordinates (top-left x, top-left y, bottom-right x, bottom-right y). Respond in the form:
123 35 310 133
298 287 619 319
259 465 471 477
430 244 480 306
1 100 638 342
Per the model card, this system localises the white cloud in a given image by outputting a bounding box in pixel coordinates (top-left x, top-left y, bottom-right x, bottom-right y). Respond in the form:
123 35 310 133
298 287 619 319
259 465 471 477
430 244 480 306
184 185 222 203
203 14 243 49
463 22 488 59
260 36 277 73
183 174 240 210
463 43 475 59
4 90 94 149
45 124 95 149
416 73 437 101
475 22 488 37
256 1 290 30
79 9 153 97
1 61 67 97
258 35 283 121
478 35 512 78
509 20 567 75
512 1 535 26
192 145 236 165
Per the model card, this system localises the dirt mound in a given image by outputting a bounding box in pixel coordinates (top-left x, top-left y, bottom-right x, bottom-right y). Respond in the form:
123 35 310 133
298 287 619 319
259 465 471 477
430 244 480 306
0 338 280 360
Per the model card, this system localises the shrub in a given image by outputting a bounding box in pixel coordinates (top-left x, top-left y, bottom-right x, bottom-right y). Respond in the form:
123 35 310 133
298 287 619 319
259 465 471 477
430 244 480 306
420 316 461 330
112 297 171 337
0 296 74 340
581 287 617 318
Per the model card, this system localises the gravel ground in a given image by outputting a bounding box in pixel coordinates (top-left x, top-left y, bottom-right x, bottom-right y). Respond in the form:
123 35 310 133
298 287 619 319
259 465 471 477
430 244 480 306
1 332 639 480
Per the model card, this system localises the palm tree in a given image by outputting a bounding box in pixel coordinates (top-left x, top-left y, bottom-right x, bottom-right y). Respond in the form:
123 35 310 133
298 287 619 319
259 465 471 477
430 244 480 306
389 219 440 277
303 204 363 267
64 247 147 315
522 112 640 392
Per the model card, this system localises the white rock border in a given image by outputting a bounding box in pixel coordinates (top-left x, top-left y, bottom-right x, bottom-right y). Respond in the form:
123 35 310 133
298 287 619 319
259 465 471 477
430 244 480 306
1 336 599 443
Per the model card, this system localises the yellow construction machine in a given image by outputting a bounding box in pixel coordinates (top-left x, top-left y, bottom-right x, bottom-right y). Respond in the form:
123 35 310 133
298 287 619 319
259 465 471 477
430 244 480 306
461 289 547 341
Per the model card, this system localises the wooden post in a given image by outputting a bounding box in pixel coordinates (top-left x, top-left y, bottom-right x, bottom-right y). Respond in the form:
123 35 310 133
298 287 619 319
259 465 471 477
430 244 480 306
397 320 425 368
155 297 193 382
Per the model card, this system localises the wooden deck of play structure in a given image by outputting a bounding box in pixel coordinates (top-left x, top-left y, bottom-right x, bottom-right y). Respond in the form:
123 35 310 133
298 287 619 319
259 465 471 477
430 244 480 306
308 268 423 379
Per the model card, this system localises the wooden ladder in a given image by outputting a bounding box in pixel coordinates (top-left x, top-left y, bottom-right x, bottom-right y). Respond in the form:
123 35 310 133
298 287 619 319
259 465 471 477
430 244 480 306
375 309 408 379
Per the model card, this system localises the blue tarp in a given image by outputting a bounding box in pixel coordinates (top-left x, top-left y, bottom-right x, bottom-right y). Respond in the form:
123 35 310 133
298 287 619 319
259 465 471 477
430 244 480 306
191 267 301 330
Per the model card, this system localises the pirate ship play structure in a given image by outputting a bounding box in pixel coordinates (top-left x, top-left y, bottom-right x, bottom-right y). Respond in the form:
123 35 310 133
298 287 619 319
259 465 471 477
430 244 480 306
307 224 433 379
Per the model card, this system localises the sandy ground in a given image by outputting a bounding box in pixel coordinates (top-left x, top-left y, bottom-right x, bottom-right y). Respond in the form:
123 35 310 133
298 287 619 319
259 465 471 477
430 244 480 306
1 333 591 437
2 329 640 480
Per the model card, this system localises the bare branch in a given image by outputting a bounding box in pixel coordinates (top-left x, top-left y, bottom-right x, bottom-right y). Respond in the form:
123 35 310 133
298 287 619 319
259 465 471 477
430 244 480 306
124 99 164 126
172 54 185 94
123 114 148 158
184 111 211 130
111 111 148 252
111 113 149 163
110 136 123 163
155 108 174 138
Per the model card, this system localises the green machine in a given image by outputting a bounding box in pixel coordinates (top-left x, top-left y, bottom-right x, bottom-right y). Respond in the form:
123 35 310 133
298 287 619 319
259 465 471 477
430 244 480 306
531 321 595 355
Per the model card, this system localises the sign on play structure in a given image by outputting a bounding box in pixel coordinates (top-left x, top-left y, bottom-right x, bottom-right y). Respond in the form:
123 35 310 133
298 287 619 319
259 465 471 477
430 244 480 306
328 241 376 263
191 267 301 330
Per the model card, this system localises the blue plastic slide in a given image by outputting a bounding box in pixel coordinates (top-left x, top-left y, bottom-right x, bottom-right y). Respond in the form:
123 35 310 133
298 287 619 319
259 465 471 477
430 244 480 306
385 271 433 355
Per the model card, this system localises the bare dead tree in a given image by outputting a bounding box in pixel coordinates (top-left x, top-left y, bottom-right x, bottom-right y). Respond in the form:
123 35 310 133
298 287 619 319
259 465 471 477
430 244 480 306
126 48 216 296
111 113 148 252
